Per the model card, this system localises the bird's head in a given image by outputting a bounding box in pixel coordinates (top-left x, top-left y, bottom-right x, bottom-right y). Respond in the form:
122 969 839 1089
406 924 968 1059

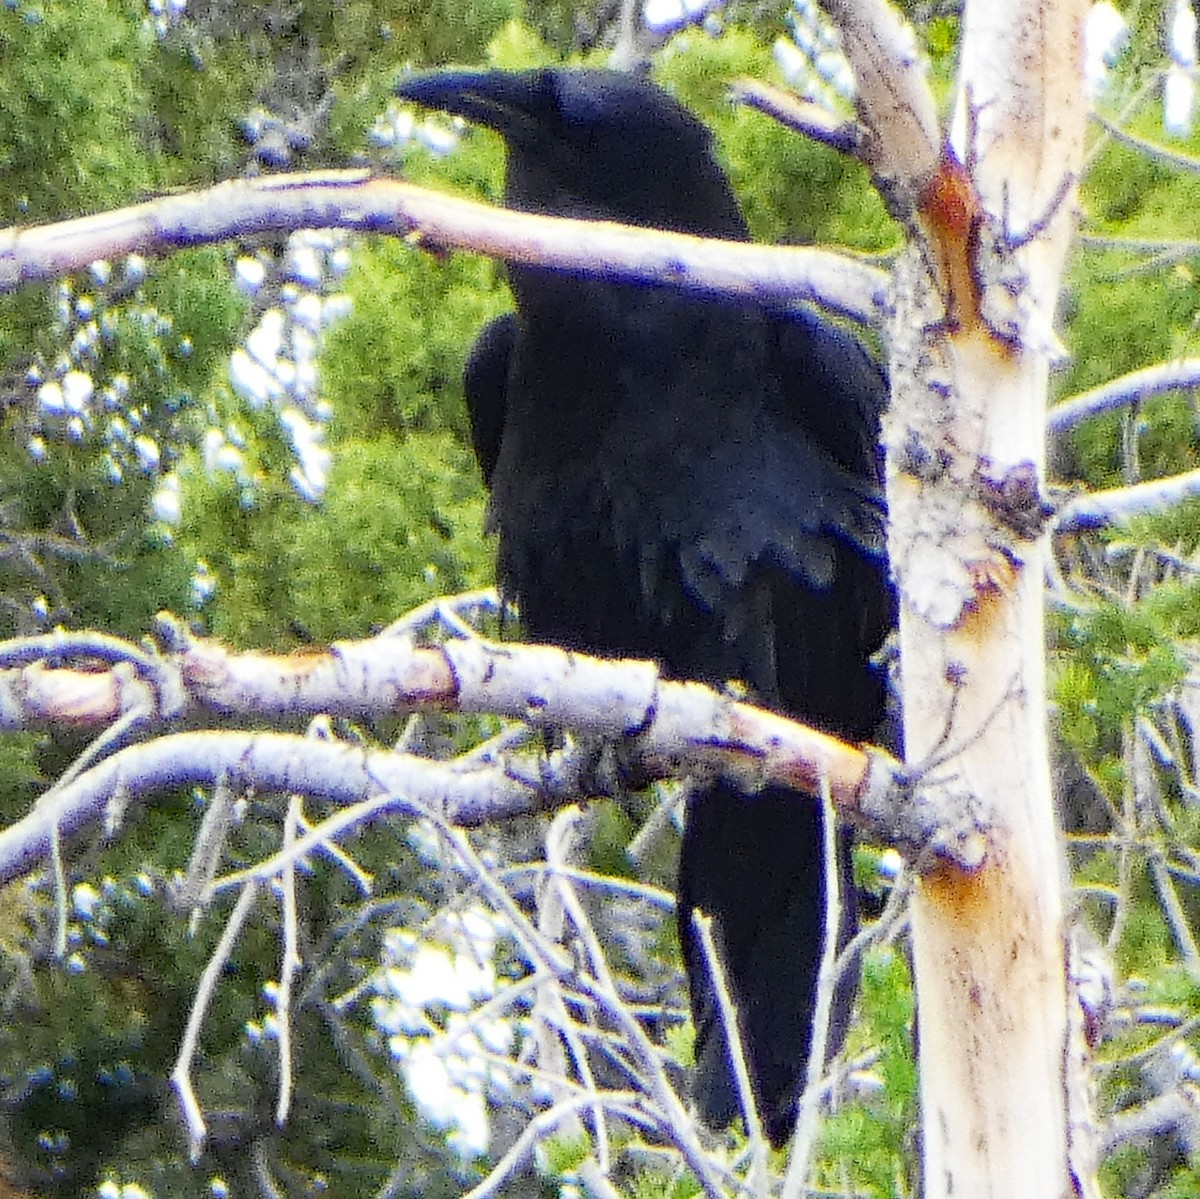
394 67 747 239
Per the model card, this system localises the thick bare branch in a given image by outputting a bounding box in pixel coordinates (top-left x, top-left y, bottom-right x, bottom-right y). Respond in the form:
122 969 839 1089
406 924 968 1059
0 618 998 886
0 171 889 325
0 730 580 884
820 0 940 210
0 623 880 808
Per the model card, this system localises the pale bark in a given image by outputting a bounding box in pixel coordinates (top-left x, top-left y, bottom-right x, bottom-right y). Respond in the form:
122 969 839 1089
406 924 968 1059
822 0 1093 1195
0 171 887 323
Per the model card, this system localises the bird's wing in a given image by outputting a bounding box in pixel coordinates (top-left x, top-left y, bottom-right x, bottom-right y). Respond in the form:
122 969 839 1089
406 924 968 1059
764 305 893 734
575 296 890 727
769 304 887 485
462 311 517 488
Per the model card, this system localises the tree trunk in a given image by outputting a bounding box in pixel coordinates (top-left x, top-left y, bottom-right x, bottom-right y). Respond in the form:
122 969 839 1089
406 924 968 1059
875 1 1091 1195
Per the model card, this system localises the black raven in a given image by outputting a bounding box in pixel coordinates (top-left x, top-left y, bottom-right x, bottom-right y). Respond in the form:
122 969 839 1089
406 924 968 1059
395 67 891 1147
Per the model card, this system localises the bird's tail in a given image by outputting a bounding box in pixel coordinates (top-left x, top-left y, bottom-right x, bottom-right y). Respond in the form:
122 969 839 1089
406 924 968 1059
677 780 858 1147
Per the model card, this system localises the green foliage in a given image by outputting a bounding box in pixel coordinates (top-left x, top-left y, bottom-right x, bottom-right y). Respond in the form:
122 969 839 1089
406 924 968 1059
486 17 561 69
0 290 56 381
540 1129 593 1176
629 1163 701 1199
0 865 251 1195
0 733 44 828
0 0 153 222
141 249 248 383
1097 963 1200 1197
586 801 639 879
1114 881 1177 977
323 243 509 439
1060 105 1200 489
818 945 917 1197
344 0 521 73
327 1 525 161
139 35 257 185
274 433 491 640
0 249 245 640
180 431 490 646
1053 601 1186 755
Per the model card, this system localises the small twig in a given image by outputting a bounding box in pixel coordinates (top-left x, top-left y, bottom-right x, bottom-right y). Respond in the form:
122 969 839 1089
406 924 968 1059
731 77 865 155
626 781 684 869
1094 112 1200 174
436 824 573 981
917 670 1027 779
207 793 396 898
544 808 611 1171
1148 851 1200 977
175 772 237 920
837 865 913 967
274 794 303 1126
251 1137 285 1199
172 880 262 1156
295 808 373 892
1003 169 1076 250
1076 233 1200 255
567 931 727 1199
500 862 675 910
458 723 532 766
380 587 501 639
1100 1089 1200 1155
456 1093 644 1199
430 970 548 1058
1098 1013 1200 1072
1107 726 1138 957
51 821 68 959
692 911 768 1191
578 1157 625 1199
782 783 842 1199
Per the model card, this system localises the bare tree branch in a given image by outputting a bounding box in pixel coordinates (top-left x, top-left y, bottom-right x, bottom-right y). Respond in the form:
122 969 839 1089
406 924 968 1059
781 786 843 1199
731 78 865 155
1055 468 1200 532
172 879 263 1154
691 911 769 1171
0 730 596 884
1049 359 1200 437
275 793 303 1126
1100 1089 1200 1157
1094 113 1200 175
819 0 940 213
0 619 885 809
0 611 1005 886
0 171 889 325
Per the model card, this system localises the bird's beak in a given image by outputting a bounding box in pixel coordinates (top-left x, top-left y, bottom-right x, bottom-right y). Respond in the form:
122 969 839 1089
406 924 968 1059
394 69 538 137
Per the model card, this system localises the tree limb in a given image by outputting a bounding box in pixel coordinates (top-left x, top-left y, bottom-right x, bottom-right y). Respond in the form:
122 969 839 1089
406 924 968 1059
0 171 889 325
731 78 866 156
1049 359 1200 437
0 618 883 810
1055 468 1200 532
819 0 940 215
